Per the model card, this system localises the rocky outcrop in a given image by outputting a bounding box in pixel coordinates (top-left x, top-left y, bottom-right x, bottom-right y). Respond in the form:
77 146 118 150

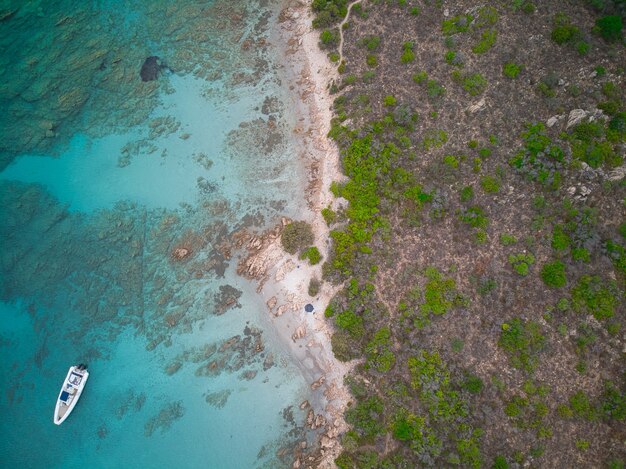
140 56 169 82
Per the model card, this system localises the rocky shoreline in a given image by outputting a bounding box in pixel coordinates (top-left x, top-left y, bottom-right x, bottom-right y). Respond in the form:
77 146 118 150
227 1 353 467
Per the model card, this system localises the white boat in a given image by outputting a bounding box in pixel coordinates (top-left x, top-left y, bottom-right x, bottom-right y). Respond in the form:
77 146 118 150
53 364 89 425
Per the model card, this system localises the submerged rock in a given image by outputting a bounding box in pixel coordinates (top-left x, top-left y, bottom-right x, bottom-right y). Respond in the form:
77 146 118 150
140 56 167 82
204 389 232 408
144 400 185 437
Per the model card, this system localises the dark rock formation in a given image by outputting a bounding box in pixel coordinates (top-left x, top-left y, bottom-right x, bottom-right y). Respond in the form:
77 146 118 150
140 56 168 82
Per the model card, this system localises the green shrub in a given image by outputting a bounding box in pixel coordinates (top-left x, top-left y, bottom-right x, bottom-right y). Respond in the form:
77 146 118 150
321 207 336 225
365 326 396 372
401 42 415 63
499 318 545 371
453 71 488 96
413 71 428 84
426 80 446 100
336 309 364 337
600 381 625 420
366 54 378 67
422 129 448 150
419 267 462 317
460 206 489 229
551 13 580 45
595 15 623 43
569 390 596 420
480 175 500 193
509 253 535 276
362 35 381 51
576 41 590 55
500 233 517 246
445 50 461 66
463 375 484 394
551 225 571 251
503 62 522 78
312 0 349 28
281 221 314 255
442 14 474 35
472 29 497 53
320 29 339 48
493 455 509 469
345 395 385 438
541 261 567 288
300 246 322 265
576 440 590 451
383 95 397 106
460 186 474 202
308 277 321 296
443 155 460 169
571 275 619 320
331 331 359 361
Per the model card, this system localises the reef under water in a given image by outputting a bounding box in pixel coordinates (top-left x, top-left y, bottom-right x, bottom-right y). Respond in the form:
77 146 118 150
0 0 315 467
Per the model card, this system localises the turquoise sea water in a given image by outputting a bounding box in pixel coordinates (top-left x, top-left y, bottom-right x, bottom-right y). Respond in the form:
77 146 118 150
0 1 314 467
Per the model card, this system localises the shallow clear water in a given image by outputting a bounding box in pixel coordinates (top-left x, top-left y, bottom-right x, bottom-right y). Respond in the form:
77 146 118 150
0 1 312 467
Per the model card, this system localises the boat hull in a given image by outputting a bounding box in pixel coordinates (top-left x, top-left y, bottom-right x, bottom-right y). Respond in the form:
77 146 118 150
54 366 89 425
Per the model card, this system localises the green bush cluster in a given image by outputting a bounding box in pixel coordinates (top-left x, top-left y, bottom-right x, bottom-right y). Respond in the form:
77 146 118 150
551 225 571 251
401 41 415 63
504 387 552 438
442 14 474 35
300 246 322 265
594 15 623 43
509 122 565 190
360 35 381 51
452 70 488 96
459 206 489 229
365 326 396 372
321 206 336 225
312 0 348 28
541 260 567 288
480 175 500 193
568 120 623 169
281 221 314 255
499 318 545 372
413 71 447 102
407 351 481 467
571 275 619 320
472 29 497 53
320 29 339 48
551 13 580 45
509 253 535 276
503 62 522 79
308 277 321 296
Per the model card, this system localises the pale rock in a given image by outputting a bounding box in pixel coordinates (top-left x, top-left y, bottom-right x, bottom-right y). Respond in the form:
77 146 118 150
275 304 288 317
546 115 562 128
291 324 306 342
566 109 588 129
311 375 325 390
266 296 277 311
320 435 335 449
607 164 626 182
467 97 486 113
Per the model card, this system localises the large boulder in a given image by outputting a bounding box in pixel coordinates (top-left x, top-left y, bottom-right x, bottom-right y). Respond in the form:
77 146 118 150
140 56 167 82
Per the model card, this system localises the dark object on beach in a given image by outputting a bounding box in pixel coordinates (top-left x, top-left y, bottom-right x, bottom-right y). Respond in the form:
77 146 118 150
140 56 168 82
305 304 314 313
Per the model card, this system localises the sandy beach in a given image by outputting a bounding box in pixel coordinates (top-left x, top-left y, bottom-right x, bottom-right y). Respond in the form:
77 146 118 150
232 1 353 465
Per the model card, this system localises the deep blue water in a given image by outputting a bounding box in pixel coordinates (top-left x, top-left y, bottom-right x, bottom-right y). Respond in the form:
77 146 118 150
0 1 313 467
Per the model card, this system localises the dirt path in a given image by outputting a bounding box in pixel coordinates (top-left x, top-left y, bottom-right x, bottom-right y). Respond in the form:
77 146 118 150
337 0 363 66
